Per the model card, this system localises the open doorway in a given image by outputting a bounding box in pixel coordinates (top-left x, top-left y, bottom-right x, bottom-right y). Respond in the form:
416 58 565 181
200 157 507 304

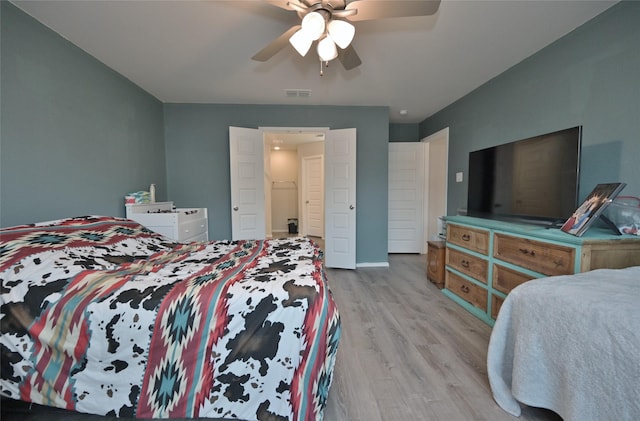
230 126 357 269
264 130 325 248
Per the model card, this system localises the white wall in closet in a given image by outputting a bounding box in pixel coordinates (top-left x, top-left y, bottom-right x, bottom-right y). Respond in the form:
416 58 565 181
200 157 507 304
270 149 298 233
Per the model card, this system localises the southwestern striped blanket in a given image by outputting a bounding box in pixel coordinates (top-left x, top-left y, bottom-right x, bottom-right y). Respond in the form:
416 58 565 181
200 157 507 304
0 216 340 420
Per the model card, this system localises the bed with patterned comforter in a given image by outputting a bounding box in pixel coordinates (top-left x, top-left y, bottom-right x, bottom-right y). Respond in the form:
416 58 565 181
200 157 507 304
0 216 340 420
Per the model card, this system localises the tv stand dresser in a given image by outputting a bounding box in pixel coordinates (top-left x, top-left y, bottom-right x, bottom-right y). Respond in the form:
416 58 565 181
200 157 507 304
443 216 640 325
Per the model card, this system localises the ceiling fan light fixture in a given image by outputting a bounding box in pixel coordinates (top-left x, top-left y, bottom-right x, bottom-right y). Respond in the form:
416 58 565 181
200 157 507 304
317 36 338 62
327 19 355 49
301 11 326 41
289 29 313 56
254 0 442 72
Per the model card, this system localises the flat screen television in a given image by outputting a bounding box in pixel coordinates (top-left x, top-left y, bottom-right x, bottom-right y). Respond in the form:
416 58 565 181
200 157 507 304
467 126 582 226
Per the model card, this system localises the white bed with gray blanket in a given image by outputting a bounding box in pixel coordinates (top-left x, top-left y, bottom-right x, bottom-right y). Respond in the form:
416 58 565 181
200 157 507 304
487 266 640 420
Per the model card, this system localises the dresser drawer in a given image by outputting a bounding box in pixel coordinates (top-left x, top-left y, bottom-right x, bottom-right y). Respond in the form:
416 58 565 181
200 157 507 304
177 208 207 224
445 270 487 311
493 233 575 276
127 206 208 242
447 224 489 255
491 294 505 320
446 247 488 284
127 208 206 227
182 231 208 243
492 264 536 294
178 218 208 242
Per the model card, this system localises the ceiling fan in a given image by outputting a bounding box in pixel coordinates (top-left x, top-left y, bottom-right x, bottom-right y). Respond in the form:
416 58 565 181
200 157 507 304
252 0 441 73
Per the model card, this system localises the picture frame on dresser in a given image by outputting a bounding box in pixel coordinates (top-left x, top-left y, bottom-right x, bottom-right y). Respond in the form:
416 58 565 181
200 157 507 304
561 182 626 237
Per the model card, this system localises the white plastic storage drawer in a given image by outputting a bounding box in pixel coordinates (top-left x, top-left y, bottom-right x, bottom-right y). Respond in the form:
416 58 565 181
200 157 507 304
126 203 208 242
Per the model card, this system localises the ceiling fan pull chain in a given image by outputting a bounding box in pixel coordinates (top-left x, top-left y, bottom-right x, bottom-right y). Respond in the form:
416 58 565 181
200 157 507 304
319 60 330 76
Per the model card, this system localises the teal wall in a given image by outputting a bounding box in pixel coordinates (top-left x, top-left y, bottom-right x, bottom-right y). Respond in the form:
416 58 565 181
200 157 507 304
3 0 637 263
420 1 640 215
0 2 389 264
163 104 390 264
389 123 420 142
1 2 166 226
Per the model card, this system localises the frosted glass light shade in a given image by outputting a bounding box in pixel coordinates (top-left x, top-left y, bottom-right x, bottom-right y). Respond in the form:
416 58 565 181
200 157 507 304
301 12 326 41
317 36 338 61
289 29 313 56
328 19 355 49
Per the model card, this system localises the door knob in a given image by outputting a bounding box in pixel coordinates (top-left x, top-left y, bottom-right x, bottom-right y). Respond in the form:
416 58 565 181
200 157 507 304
350 205 355 210
233 206 239 211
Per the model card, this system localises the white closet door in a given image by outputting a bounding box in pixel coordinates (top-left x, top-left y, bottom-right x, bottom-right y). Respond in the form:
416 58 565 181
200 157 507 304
388 142 425 253
303 155 324 237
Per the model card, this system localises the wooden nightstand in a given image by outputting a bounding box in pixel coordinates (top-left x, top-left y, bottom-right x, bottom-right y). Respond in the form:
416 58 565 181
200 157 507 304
427 240 446 288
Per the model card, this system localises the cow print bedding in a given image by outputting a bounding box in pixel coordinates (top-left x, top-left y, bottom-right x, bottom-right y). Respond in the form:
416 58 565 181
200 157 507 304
0 216 340 420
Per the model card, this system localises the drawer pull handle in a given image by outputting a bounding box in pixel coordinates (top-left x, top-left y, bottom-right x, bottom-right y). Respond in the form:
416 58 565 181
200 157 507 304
519 248 535 257
461 234 471 241
460 285 470 293
461 260 470 268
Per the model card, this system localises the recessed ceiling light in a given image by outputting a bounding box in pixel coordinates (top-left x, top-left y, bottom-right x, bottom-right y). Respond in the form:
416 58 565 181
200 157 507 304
399 109 409 116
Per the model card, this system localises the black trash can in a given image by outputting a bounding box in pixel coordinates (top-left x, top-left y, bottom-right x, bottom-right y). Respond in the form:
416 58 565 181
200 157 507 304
287 218 298 234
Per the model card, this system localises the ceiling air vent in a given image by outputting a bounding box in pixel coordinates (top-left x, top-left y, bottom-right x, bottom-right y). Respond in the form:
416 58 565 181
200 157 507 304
285 89 311 98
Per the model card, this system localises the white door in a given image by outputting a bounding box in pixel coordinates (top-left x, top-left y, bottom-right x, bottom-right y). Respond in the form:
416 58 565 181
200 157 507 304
422 128 449 250
264 141 273 238
303 155 324 237
388 143 425 253
325 129 357 269
229 126 265 240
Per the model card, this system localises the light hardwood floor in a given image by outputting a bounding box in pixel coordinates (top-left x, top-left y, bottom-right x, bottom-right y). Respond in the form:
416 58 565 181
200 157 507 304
323 253 561 421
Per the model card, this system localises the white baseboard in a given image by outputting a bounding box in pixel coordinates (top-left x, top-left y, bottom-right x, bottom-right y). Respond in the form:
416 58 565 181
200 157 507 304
356 262 390 268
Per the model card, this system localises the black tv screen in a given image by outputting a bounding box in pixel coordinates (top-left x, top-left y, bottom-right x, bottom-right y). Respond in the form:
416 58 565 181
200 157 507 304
467 126 582 225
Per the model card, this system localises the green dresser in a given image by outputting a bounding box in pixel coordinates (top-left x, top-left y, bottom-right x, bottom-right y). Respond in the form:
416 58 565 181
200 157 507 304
443 216 640 325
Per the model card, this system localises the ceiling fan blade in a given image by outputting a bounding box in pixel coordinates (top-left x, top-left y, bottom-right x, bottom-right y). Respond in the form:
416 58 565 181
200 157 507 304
345 0 441 22
263 0 294 11
252 25 301 62
263 0 315 12
337 44 362 70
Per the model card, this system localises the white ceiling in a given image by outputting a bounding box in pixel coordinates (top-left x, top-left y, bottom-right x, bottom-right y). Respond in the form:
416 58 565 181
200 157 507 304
264 130 325 149
12 0 617 123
